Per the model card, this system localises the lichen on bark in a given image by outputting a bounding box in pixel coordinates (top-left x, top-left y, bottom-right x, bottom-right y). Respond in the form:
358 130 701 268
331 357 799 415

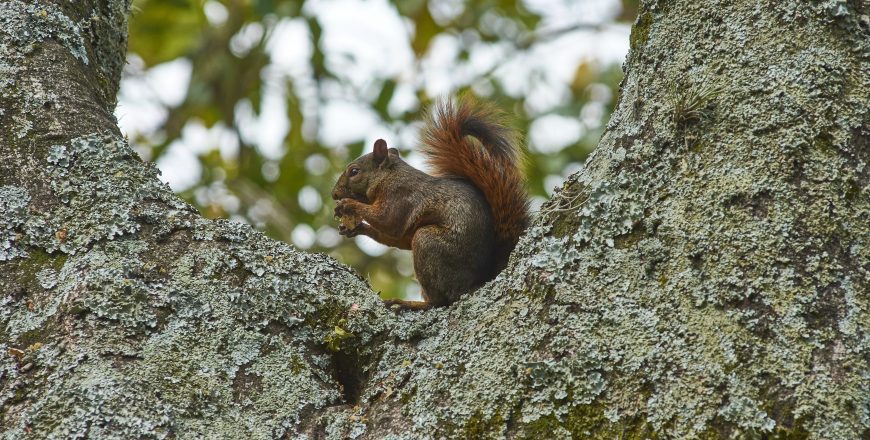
1 0 868 439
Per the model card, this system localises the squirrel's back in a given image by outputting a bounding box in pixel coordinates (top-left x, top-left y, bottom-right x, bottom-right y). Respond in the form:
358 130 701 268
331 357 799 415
420 96 530 275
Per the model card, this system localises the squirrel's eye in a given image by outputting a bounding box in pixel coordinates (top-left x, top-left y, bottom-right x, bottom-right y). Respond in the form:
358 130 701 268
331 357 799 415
349 167 360 177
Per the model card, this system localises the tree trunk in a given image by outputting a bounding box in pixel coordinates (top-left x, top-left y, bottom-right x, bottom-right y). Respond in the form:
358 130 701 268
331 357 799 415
1 0 868 439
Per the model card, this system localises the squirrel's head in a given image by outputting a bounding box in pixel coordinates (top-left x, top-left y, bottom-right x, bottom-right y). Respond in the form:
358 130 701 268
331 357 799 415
332 138 401 202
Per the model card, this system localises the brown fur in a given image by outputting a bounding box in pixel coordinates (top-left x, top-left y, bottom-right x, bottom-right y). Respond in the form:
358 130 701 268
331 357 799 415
332 97 529 309
420 97 530 273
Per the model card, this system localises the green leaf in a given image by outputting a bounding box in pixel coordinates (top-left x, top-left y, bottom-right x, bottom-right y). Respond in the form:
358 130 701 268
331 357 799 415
411 4 440 56
373 79 397 120
129 0 207 66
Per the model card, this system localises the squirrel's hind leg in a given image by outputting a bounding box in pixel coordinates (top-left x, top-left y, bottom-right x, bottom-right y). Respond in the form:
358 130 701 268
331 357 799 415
411 225 485 306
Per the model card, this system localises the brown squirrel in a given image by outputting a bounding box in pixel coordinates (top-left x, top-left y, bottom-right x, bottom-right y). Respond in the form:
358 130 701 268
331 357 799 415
331 97 529 309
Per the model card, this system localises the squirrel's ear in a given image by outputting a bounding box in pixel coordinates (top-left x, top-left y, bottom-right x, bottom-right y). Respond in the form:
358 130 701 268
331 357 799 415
388 148 400 158
373 139 388 164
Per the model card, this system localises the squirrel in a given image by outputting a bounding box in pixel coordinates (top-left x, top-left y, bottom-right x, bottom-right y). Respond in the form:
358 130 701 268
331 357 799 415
331 96 530 309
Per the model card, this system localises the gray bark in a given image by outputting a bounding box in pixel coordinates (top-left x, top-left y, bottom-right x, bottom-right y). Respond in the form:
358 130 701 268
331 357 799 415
1 0 868 439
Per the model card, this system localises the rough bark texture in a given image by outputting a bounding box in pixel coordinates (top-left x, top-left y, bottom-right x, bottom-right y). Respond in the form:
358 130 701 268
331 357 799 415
1 0 868 439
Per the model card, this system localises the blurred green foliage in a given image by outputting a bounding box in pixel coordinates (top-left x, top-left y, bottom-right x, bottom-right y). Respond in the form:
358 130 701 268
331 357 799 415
123 0 635 299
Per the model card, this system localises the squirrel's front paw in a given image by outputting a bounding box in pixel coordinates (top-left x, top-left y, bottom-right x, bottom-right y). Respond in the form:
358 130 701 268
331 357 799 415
338 221 365 237
337 207 362 235
334 198 359 218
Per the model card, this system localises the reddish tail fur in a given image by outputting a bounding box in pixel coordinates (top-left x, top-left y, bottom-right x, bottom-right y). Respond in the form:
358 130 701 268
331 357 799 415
420 96 530 273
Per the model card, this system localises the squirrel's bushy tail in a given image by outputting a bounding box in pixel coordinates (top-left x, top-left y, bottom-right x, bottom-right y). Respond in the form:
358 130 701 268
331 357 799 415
421 96 530 273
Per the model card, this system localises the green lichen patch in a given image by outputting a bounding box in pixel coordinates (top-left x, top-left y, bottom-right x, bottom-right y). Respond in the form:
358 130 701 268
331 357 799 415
0 186 30 261
448 410 505 439
0 1 89 64
27 134 193 256
629 12 653 51
520 402 655 440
